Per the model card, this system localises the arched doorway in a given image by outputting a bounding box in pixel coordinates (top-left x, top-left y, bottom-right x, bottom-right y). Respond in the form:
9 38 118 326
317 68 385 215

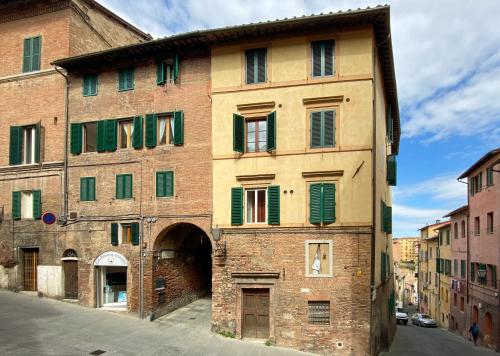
62 249 78 299
484 312 492 341
152 223 212 318
472 305 479 324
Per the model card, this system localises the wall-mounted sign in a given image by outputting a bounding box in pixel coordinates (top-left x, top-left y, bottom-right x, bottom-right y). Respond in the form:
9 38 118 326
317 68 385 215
94 251 128 267
42 212 57 225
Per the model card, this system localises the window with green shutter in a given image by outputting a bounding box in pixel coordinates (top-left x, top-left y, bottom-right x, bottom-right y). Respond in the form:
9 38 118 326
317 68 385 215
145 113 157 148
97 121 107 152
82 74 98 96
156 54 179 85
387 155 397 186
23 36 41 73
132 116 143 149
311 40 334 77
454 259 458 276
309 183 336 225
70 123 82 155
491 265 497 288
231 187 243 225
381 252 387 281
381 201 392 234
245 48 267 84
12 191 21 220
118 68 134 91
10 125 41 164
106 119 117 151
267 185 280 225
156 171 174 198
111 223 118 246
470 263 475 282
487 166 494 186
32 190 41 219
386 105 394 143
461 260 466 278
116 174 132 199
80 177 96 201
173 111 184 145
233 111 277 154
310 110 335 148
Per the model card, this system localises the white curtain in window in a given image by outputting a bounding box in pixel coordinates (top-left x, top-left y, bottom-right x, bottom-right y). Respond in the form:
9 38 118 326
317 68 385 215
159 118 167 144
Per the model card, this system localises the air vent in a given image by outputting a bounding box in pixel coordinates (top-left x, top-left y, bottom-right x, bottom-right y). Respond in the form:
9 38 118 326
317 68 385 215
68 211 78 220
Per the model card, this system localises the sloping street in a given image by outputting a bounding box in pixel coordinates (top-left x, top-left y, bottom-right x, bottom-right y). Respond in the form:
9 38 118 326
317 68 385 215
0 291 309 356
382 323 496 356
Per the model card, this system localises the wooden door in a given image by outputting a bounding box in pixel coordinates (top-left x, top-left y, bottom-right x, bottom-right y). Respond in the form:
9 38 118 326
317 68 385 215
23 249 38 291
64 260 78 299
243 289 269 338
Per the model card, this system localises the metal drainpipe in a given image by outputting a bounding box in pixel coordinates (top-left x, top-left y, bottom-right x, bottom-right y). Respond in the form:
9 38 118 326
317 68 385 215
54 66 69 223
139 215 144 319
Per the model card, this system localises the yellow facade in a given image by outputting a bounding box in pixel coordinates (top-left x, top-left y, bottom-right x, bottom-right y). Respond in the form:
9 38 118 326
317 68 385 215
400 237 418 263
437 224 452 328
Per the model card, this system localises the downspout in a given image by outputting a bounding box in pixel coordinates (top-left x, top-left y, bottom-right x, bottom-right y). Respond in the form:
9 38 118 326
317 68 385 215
54 66 69 224
139 215 144 319
369 43 377 354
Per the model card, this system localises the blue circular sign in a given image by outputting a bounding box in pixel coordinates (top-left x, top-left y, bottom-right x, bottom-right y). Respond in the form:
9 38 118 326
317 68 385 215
42 212 57 225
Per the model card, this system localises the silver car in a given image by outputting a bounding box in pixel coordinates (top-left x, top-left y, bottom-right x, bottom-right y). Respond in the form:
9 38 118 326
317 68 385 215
411 313 437 327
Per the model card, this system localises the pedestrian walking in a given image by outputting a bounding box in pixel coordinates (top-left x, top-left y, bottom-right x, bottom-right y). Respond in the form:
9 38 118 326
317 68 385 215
469 322 480 345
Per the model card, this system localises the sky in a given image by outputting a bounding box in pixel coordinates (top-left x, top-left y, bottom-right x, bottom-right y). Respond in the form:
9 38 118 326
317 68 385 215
98 0 500 237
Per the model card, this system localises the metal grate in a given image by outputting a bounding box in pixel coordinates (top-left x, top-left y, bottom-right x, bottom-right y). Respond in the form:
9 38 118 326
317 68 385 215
23 249 38 291
308 301 330 325
89 350 106 355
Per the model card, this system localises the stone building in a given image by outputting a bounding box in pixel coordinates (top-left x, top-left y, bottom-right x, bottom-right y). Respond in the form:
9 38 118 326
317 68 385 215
446 205 469 337
457 148 499 351
0 0 150 294
209 7 399 355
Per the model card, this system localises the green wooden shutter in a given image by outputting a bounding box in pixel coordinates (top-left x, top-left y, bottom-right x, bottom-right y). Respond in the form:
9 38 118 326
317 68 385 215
81 177 95 201
32 189 41 219
106 119 117 151
82 75 89 96
267 185 280 225
436 259 440 273
9 126 22 165
311 41 322 77
266 111 276 152
231 187 243 225
173 54 179 82
31 36 41 71
492 265 497 288
387 155 397 186
166 171 173 197
131 222 140 246
173 111 184 145
310 112 322 147
111 223 118 246
324 40 334 76
125 174 132 198
12 191 21 220
23 38 32 72
233 114 244 153
156 60 165 85
309 183 322 224
116 175 123 199
145 113 157 148
34 122 41 163
470 263 475 282
132 116 143 149
118 69 125 90
322 183 336 224
323 110 335 147
461 260 465 277
156 172 165 197
80 177 87 201
97 121 106 152
386 205 392 234
256 48 266 83
245 49 254 84
70 123 82 155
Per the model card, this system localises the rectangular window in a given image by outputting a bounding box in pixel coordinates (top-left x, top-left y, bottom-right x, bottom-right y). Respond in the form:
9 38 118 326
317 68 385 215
23 126 36 164
121 224 132 244
246 119 267 152
156 55 179 85
486 166 494 186
245 48 267 84
157 115 174 145
118 119 134 149
460 297 464 312
453 293 457 307
478 264 487 285
156 171 174 198
23 36 41 73
305 241 332 277
471 263 475 282
487 212 493 234
454 259 458 276
246 189 266 223
446 230 450 245
80 177 96 201
118 68 134 91
82 74 98 96
491 265 497 289
116 174 132 199
307 301 330 325
21 191 33 219
461 260 466 278
474 217 480 236
310 110 335 148
310 183 336 225
311 40 335 77
82 122 97 153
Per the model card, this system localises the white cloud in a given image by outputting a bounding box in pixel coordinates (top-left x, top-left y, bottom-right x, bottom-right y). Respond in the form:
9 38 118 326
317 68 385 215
393 173 467 203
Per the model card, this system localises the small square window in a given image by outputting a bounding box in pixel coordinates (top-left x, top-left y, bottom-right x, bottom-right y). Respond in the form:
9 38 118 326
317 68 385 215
83 74 98 96
118 68 134 91
305 240 333 277
246 189 266 223
118 119 134 149
116 174 133 199
80 177 96 201
308 301 330 325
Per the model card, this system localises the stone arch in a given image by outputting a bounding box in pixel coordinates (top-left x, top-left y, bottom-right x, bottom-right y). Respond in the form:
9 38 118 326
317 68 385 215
150 222 212 318
62 249 78 260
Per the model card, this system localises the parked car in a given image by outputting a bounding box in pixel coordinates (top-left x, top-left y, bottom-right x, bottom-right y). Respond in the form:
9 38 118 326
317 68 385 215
411 313 437 327
396 309 408 325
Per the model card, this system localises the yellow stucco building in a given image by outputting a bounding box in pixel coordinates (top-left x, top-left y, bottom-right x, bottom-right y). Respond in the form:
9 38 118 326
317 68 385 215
437 222 452 328
210 7 400 355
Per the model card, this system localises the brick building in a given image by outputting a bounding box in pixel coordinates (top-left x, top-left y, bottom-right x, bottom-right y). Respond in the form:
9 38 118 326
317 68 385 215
0 0 150 294
457 148 499 351
208 7 399 355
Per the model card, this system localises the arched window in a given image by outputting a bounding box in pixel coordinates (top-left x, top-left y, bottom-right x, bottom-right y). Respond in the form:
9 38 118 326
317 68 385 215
461 220 466 238
454 222 458 239
63 249 78 258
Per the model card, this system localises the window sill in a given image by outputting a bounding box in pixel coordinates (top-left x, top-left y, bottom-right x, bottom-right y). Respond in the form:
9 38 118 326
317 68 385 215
79 200 96 202
83 93 98 97
239 151 273 157
305 274 333 278
114 198 134 201
156 196 174 199
118 88 134 92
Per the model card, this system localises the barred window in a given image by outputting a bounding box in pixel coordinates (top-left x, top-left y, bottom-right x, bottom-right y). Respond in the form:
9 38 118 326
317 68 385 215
308 301 330 325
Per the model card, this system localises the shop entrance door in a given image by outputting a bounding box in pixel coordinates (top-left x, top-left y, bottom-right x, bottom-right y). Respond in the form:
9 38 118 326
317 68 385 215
23 248 38 291
242 289 269 338
100 266 127 308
